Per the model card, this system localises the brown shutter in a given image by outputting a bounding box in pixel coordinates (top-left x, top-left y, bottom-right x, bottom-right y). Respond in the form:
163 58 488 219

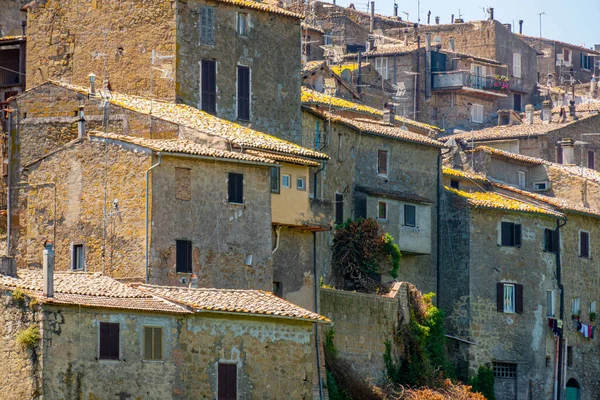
218 363 237 400
497 282 504 312
154 327 162 360
501 222 511 246
100 322 120 360
515 284 524 314
378 150 387 174
237 66 250 121
201 60 216 114
144 327 153 359
514 224 522 247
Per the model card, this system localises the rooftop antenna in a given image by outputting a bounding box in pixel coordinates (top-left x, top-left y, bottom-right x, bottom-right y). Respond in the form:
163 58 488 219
402 11 409 21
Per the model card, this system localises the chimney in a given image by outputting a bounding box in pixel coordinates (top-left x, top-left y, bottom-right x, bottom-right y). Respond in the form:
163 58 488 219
519 20 523 34
435 16 440 25
451 14 454 24
449 36 455 52
542 100 552 123
370 1 375 33
488 7 494 20
188 273 198 288
403 30 409 46
393 3 398 17
525 104 534 124
77 106 86 139
425 33 431 52
89 73 96 95
569 100 577 119
590 76 598 98
427 10 431 25
561 138 575 165
43 242 54 298
497 110 511 126
0 257 16 277
383 102 396 123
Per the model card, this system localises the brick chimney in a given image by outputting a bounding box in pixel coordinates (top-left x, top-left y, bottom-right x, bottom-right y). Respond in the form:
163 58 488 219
370 1 375 33
542 100 552 123
525 104 534 124
43 242 54 298
561 138 575 165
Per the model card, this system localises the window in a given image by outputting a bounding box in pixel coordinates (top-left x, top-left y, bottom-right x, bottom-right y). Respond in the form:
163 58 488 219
557 146 564 164
297 177 306 191
513 93 522 112
143 327 163 361
547 290 554 317
374 57 388 79
72 244 84 271
581 53 594 70
580 231 590 258
404 204 416 227
99 322 120 360
513 53 522 78
273 281 283 298
572 297 581 317
567 346 573 367
175 167 191 201
228 173 243 204
471 104 484 123
564 49 571 63
199 6 214 46
304 35 312 57
335 193 344 224
518 171 526 188
589 150 595 169
378 202 387 220
450 179 460 189
591 300 597 315
544 228 557 252
270 167 280 194
377 150 388 175
282 174 291 189
201 59 216 114
324 31 332 45
493 362 517 378
501 222 522 247
218 363 237 400
497 282 523 314
237 66 250 121
176 240 192 273
237 13 248 36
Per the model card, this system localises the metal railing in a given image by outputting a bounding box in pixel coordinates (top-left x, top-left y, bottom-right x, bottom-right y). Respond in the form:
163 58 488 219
433 71 509 93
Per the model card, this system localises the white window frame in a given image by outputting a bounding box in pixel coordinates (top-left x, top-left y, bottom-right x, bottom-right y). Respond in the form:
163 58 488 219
513 53 522 78
378 201 388 220
471 104 484 123
72 243 85 271
504 284 516 313
591 300 597 315
374 57 389 80
518 171 527 189
236 12 248 36
282 174 291 189
547 290 554 317
296 177 306 191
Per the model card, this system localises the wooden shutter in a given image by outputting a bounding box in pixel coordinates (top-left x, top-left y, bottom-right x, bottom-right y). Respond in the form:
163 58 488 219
200 7 214 45
580 232 590 258
501 222 511 246
100 322 119 360
218 363 237 400
270 167 280 194
335 193 344 224
497 282 504 312
144 327 153 359
514 224 522 247
176 240 192 273
201 60 216 114
378 150 387 175
228 173 243 203
589 151 595 169
200 7 207 43
153 327 162 359
515 284 524 314
237 66 250 121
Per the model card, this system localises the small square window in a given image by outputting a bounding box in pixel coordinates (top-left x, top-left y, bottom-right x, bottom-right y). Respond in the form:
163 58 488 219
501 222 522 247
99 322 120 360
72 244 84 271
450 180 459 189
498 282 523 314
271 167 280 194
378 202 387 220
176 240 192 273
282 174 291 189
493 362 517 378
404 205 416 227
580 231 590 258
143 327 163 361
297 177 306 191
237 13 248 36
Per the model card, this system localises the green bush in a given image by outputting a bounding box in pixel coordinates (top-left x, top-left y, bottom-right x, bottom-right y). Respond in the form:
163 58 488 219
470 366 495 400
16 325 40 351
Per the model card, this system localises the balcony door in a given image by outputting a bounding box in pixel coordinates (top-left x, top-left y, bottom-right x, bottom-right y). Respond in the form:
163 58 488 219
470 64 486 89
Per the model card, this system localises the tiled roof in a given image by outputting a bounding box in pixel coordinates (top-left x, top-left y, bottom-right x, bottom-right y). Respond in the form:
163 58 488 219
312 109 447 148
0 35 25 43
302 60 326 76
245 149 321 166
301 22 325 33
47 81 328 160
329 62 364 75
301 87 442 132
468 146 548 165
445 50 501 66
442 167 489 183
445 186 565 218
140 285 330 323
518 34 600 56
89 132 275 164
0 270 189 314
213 0 303 19
346 43 420 58
492 182 600 219
355 186 433 204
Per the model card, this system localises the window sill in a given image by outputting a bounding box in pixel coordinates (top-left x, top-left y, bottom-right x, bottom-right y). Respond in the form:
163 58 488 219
143 359 165 363
377 218 389 223
377 173 388 178
228 202 245 207
98 359 121 363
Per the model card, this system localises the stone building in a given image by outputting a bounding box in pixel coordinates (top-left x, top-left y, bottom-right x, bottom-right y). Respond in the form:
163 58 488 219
519 35 600 87
6 82 328 294
25 0 304 140
0 35 25 106
301 88 446 295
302 23 325 63
302 60 360 101
0 260 329 399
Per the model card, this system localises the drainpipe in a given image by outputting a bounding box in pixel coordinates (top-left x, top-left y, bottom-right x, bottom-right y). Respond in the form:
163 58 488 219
272 226 282 254
357 52 362 96
313 162 326 199
555 218 567 400
313 230 324 400
6 109 12 256
145 153 162 284
437 147 452 307
415 36 420 120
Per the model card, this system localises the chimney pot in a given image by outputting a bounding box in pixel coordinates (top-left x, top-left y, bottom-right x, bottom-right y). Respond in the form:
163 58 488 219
383 107 396 124
569 100 577 119
449 37 455 52
561 138 575 165
89 73 96 95
370 1 375 33
188 273 198 289
78 106 86 139
542 100 552 123
43 243 54 298
488 7 494 20
393 3 398 17
519 20 523 34
525 104 534 124
425 33 431 51
451 14 454 24
435 16 440 25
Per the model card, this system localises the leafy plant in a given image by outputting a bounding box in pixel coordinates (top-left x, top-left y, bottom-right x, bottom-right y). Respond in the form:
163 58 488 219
17 325 40 351
470 366 496 400
590 312 596 322
11 288 26 304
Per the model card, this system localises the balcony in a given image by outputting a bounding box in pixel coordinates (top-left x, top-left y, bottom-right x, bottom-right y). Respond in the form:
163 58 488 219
432 71 509 98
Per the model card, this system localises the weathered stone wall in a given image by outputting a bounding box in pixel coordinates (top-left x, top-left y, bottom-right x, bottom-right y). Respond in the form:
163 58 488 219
176 0 303 141
0 289 41 399
39 304 317 399
430 92 497 130
319 286 409 381
0 0 28 36
150 155 273 290
26 0 177 100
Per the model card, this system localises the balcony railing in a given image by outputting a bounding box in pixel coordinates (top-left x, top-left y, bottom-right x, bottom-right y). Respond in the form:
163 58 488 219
433 71 509 94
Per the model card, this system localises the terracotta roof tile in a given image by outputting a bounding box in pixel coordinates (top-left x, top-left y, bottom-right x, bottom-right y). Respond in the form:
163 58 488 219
301 87 442 132
48 81 328 160
355 186 433 203
213 0 303 19
445 186 564 218
301 22 325 33
140 285 330 323
0 35 25 43
518 34 600 56
442 167 489 183
467 146 548 165
302 60 326 75
245 149 321 166
347 43 420 57
89 132 275 164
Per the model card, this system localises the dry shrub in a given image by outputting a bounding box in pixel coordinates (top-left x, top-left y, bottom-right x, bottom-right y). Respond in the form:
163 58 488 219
383 380 487 400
